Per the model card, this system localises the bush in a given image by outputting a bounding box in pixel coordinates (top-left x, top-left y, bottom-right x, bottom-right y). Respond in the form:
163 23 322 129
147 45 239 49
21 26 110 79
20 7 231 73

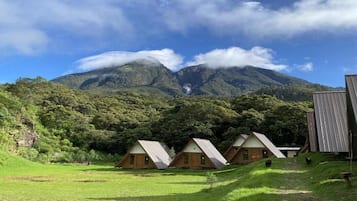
19 148 39 161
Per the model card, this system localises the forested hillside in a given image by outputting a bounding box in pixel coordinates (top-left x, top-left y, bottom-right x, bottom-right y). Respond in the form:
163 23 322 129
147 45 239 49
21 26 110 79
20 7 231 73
1 77 311 162
253 84 337 102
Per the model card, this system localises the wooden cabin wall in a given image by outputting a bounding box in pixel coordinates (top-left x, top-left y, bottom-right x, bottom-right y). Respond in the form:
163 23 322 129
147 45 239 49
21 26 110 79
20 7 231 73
119 154 156 169
172 153 215 169
230 148 273 164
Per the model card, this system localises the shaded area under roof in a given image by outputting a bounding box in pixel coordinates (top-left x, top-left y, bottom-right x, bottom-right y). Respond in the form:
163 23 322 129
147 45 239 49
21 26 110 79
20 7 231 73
345 75 357 157
307 111 318 152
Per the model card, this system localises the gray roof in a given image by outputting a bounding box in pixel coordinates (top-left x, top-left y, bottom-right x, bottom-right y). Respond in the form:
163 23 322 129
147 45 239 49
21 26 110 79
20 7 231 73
313 92 349 152
306 111 318 152
251 132 286 158
138 140 172 169
240 134 249 139
239 134 249 141
232 134 249 147
276 147 301 151
192 138 227 169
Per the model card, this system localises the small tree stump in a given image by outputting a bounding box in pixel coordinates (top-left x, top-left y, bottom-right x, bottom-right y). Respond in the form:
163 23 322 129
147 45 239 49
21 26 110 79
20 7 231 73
341 172 352 187
305 157 312 165
265 160 272 168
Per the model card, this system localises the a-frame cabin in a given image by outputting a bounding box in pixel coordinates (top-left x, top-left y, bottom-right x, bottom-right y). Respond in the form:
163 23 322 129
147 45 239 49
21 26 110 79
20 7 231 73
229 132 285 164
117 140 172 169
169 138 227 169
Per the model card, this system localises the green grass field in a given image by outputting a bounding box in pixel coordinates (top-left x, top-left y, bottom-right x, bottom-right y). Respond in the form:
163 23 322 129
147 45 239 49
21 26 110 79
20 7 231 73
0 151 356 201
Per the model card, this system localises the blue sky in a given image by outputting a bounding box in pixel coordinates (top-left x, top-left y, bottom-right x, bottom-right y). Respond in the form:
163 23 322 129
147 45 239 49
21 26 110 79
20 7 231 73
1 0 357 87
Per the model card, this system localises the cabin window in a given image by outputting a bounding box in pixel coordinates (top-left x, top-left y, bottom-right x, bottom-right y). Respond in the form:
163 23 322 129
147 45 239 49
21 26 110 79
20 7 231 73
144 156 149 165
130 155 135 165
262 150 268 158
184 153 189 164
243 150 249 160
200 154 206 165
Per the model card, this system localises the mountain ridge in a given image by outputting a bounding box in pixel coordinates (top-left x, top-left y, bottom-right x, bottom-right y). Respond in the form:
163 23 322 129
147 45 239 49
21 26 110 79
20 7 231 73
53 60 331 97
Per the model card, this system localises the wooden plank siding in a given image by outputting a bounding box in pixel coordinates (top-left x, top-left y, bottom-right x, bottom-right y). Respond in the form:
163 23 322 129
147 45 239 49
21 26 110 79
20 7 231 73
230 148 273 165
119 154 156 169
170 152 214 169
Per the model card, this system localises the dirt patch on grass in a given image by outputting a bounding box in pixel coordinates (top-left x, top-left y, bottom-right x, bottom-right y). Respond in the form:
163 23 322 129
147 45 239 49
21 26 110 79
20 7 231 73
9 176 54 182
133 173 175 177
74 179 107 183
133 173 157 177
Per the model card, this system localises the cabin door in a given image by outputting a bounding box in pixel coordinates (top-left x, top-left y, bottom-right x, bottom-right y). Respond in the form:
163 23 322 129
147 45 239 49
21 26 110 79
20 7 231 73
250 149 261 161
135 154 145 168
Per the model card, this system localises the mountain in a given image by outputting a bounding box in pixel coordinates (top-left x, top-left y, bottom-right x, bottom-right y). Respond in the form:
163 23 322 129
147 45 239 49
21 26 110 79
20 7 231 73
175 65 312 96
53 60 183 96
53 61 329 97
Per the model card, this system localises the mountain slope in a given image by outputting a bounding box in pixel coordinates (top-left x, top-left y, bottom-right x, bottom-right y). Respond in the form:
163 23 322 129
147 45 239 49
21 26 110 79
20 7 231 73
53 60 183 96
53 61 327 97
175 65 312 96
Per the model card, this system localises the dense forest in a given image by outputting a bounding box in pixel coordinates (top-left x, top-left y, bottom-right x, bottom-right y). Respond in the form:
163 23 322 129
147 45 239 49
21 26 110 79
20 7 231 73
0 77 311 163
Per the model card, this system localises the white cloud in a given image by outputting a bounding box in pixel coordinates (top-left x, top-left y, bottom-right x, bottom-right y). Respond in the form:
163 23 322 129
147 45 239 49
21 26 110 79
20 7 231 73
3 0 357 55
0 29 48 55
77 49 183 71
77 46 288 72
0 0 132 55
186 47 287 71
159 0 357 38
299 62 314 72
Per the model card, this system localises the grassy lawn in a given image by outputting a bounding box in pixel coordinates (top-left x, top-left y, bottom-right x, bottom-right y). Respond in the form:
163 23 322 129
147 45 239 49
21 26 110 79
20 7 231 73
1 151 356 201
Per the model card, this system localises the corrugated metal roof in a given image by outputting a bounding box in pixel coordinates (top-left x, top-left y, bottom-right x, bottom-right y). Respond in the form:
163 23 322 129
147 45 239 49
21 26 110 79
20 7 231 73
192 138 227 169
138 140 172 169
251 132 286 158
277 147 301 151
306 111 318 152
313 91 349 152
232 134 249 147
240 134 249 140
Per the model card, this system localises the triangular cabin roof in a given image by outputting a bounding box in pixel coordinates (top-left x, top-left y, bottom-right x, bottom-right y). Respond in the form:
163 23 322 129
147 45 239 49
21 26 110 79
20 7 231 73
171 138 227 169
120 140 172 169
240 132 286 158
312 91 349 152
232 134 249 147
192 138 227 169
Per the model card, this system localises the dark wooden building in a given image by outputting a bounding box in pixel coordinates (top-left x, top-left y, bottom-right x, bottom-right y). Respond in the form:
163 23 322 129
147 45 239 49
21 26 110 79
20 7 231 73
346 75 357 158
169 138 227 169
306 111 319 152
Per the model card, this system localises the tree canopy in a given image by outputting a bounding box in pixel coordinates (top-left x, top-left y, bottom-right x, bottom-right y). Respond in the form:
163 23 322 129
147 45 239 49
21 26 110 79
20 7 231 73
1 78 311 162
